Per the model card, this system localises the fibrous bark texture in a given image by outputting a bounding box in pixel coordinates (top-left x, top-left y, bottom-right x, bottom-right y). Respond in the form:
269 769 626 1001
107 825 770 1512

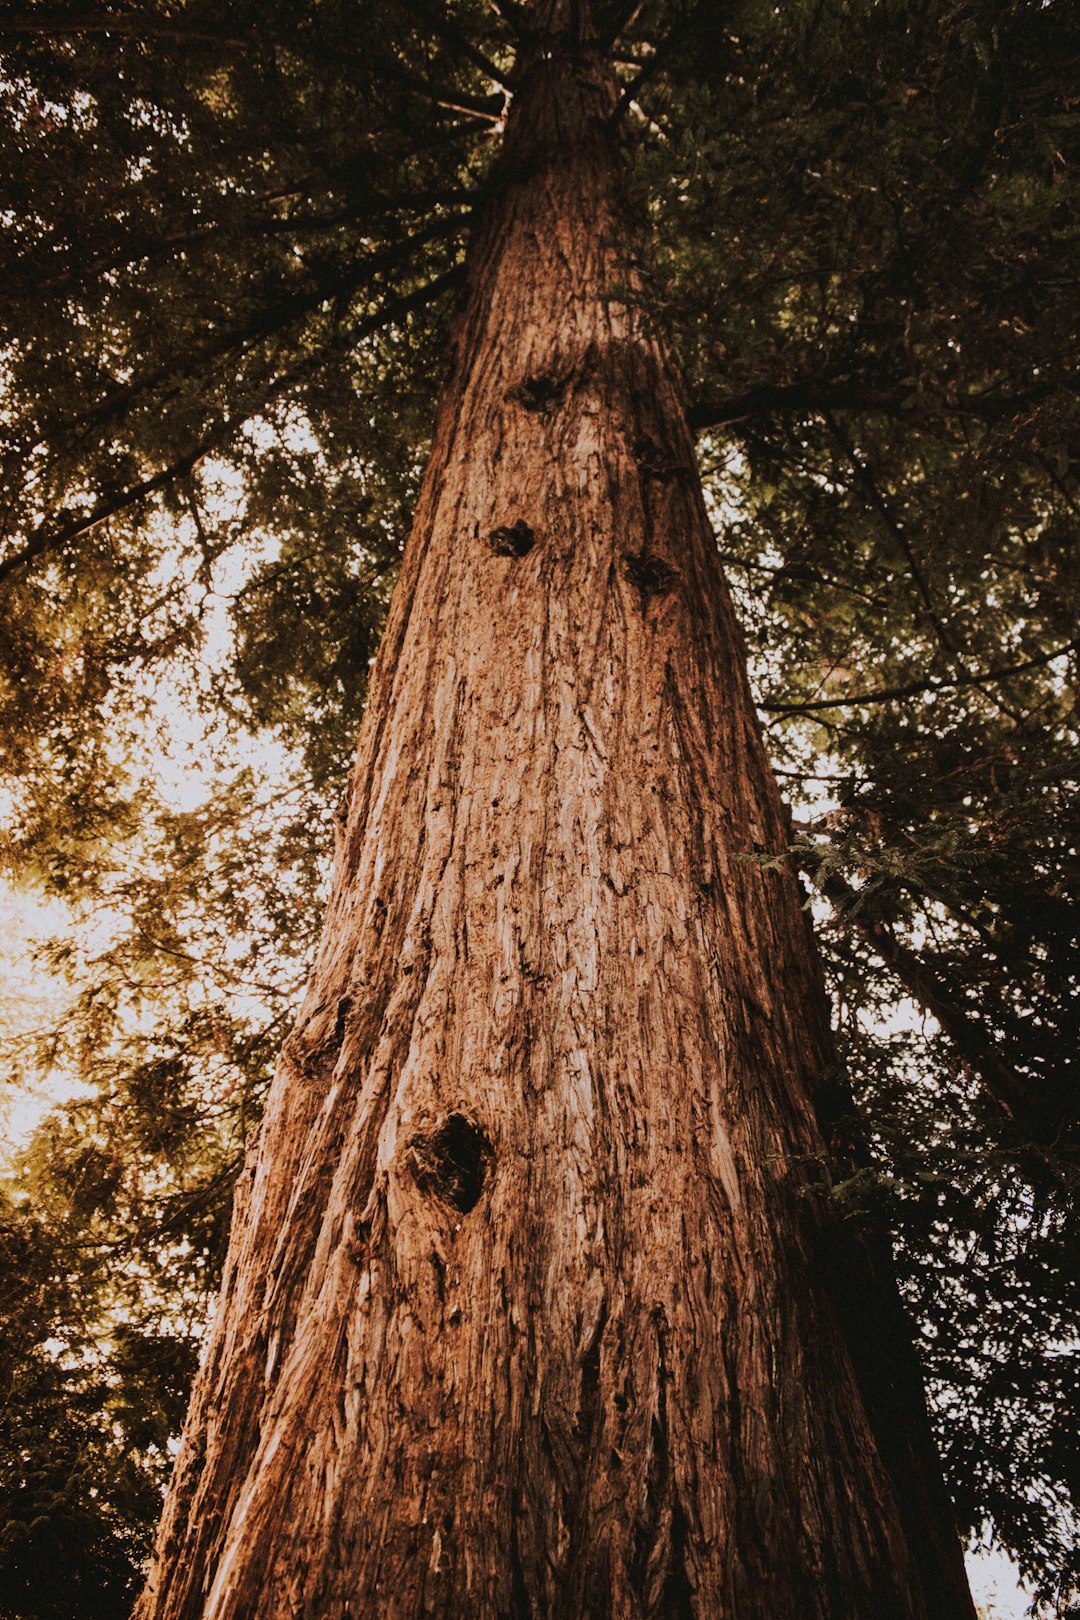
139 28 976 1620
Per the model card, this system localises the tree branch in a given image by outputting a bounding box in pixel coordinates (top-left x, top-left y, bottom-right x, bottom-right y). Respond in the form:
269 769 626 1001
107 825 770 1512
407 0 515 90
823 409 950 649
597 1 648 49
822 409 1030 727
368 44 508 122
0 266 463 588
487 0 529 37
0 10 250 47
801 845 1073 1148
687 374 1076 433
761 639 1078 714
4 215 469 481
610 0 714 123
12 193 476 302
0 415 254 590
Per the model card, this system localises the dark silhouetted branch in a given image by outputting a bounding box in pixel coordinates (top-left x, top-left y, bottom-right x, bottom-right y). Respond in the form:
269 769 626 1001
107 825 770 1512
688 374 1076 433
0 267 463 587
762 639 1078 714
611 0 715 122
6 216 470 482
0 10 250 46
801 845 1074 1149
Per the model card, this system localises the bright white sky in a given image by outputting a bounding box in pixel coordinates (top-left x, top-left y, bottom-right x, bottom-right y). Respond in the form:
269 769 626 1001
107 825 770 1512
967 1543 1034 1617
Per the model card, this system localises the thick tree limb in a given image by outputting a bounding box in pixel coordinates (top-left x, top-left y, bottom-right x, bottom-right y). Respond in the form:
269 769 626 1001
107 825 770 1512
0 10 250 46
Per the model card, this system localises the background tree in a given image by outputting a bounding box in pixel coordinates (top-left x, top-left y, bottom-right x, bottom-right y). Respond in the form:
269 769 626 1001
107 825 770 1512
0 0 1076 1614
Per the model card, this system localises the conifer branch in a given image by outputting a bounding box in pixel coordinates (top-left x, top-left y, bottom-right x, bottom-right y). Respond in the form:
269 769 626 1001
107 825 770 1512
407 0 516 90
487 0 529 37
0 416 252 590
0 267 463 588
822 410 1029 727
610 0 712 122
371 50 508 121
4 217 469 483
761 639 1078 714
688 375 1077 431
11 194 476 302
823 409 947 638
0 10 249 46
598 1 648 49
802 848 1072 1147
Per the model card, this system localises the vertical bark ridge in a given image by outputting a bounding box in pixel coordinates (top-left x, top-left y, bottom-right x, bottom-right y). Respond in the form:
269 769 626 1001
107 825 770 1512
138 33 975 1620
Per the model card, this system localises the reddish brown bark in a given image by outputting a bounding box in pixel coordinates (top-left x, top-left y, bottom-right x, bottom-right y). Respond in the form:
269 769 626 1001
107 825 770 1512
138 18 976 1619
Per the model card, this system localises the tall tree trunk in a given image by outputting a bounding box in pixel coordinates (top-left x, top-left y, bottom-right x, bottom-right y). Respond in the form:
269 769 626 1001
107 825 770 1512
138 20 976 1620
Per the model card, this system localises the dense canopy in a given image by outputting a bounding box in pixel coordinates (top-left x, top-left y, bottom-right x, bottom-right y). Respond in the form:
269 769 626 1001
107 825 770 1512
0 1 1076 1615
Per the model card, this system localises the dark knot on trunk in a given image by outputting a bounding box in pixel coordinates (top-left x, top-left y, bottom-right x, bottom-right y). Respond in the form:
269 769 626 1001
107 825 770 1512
506 369 572 412
408 1113 493 1215
634 434 686 483
626 550 679 605
488 519 537 557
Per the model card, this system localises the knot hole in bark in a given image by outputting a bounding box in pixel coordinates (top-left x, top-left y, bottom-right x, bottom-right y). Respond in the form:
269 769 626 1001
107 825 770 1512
408 1113 493 1215
333 995 353 1046
488 519 536 558
626 550 679 605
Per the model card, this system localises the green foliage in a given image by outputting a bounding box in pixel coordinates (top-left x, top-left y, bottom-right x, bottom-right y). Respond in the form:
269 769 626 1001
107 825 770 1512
0 1192 189 1619
0 0 1076 1613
